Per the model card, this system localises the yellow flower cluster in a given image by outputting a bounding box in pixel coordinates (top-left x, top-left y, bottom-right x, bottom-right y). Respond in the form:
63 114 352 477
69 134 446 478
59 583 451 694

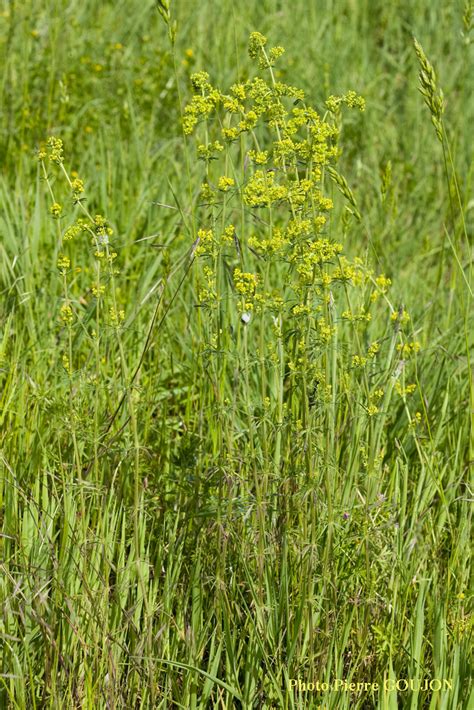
317 318 335 343
290 239 343 284
292 304 311 317
62 354 71 374
217 176 235 191
197 141 224 161
71 178 84 200
63 219 88 241
243 170 288 207
182 72 221 135
368 341 380 357
60 303 74 324
200 182 215 204
248 32 286 70
248 31 267 61
196 228 215 256
395 382 417 396
233 268 259 311
353 344 378 368
47 136 64 164
352 355 367 368
326 91 366 113
92 283 105 297
341 308 372 323
248 227 288 256
109 307 125 325
371 274 392 301
248 149 268 165
391 307 411 324
50 202 62 218
93 214 113 241
221 224 236 245
397 341 421 358
57 254 70 272
198 265 217 304
367 389 384 416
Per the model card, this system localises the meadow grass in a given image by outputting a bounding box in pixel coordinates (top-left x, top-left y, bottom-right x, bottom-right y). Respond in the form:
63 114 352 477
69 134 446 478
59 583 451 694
0 1 472 708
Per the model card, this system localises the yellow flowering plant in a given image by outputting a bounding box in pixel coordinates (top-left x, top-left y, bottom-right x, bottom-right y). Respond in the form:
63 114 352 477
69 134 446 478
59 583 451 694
38 136 133 480
183 32 422 477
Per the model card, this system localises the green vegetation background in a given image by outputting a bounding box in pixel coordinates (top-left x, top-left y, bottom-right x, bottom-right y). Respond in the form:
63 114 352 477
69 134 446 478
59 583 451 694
0 1 472 708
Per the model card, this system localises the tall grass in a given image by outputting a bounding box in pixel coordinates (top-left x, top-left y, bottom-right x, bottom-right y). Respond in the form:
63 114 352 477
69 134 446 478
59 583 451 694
0 1 472 708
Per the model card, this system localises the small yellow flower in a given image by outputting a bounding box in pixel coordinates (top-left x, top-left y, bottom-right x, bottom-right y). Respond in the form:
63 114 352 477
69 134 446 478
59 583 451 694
217 176 235 192
395 382 417 396
221 224 235 244
317 318 334 343
47 136 64 164
391 307 410 324
63 222 84 241
71 177 85 199
109 307 125 325
248 149 268 165
368 341 380 358
195 228 215 256
59 303 74 325
352 355 367 368
410 411 422 428
57 254 70 271
92 284 105 297
50 202 62 218
62 354 71 373
397 341 421 358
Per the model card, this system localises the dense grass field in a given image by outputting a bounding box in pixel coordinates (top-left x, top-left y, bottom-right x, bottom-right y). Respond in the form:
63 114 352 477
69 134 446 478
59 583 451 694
0 1 472 708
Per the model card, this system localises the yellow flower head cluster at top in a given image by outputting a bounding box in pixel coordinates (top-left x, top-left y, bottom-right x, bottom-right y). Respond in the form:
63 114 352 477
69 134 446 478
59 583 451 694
182 71 221 135
50 202 62 218
71 177 85 200
248 31 285 69
59 303 73 325
46 136 64 164
57 254 70 272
